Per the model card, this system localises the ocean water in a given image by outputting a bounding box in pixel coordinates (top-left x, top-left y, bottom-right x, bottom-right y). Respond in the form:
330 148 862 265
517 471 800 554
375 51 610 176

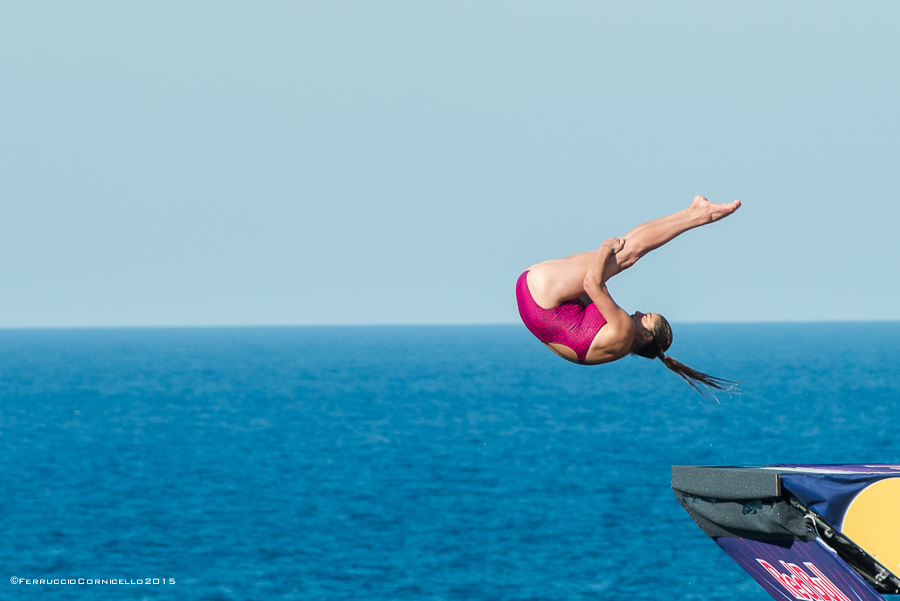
1 323 899 601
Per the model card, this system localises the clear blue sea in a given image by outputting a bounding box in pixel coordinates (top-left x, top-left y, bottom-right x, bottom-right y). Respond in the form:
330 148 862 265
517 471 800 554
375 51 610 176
2 324 899 600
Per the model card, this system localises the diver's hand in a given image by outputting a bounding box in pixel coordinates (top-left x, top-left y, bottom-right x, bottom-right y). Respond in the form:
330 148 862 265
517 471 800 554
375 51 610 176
600 237 626 254
594 238 625 285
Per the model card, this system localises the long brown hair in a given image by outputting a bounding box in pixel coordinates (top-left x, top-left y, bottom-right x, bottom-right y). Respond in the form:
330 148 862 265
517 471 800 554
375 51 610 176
634 315 736 399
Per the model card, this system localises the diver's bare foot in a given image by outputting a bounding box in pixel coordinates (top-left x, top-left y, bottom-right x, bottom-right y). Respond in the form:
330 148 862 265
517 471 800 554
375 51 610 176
690 195 741 223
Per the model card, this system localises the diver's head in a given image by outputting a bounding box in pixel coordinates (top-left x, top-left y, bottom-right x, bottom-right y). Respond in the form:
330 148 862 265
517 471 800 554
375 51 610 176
630 311 735 399
631 311 672 359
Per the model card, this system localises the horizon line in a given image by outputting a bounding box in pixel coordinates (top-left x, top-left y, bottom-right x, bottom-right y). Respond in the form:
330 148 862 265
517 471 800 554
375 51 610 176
0 319 898 331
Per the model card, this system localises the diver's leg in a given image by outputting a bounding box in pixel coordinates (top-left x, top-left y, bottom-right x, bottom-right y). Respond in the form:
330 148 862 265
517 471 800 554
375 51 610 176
526 196 740 307
610 196 741 275
622 196 739 241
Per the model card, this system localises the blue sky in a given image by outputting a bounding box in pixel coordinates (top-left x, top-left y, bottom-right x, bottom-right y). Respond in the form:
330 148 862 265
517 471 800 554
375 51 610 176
1 2 897 327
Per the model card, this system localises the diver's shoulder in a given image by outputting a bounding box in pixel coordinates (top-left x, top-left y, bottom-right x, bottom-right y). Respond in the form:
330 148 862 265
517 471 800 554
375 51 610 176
586 319 633 363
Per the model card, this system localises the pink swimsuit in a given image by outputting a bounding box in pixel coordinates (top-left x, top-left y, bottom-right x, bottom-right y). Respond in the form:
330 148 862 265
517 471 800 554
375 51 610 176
516 271 607 363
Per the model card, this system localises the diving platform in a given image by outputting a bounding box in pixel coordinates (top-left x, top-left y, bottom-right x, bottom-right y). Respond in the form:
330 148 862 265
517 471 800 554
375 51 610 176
672 464 900 600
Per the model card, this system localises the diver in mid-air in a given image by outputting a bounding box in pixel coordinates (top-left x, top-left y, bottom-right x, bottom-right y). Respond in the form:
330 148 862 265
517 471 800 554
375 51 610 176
516 195 741 395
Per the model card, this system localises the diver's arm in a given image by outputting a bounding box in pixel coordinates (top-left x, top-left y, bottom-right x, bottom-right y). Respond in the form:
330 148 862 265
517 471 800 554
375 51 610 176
583 285 634 363
582 240 634 361
583 237 622 290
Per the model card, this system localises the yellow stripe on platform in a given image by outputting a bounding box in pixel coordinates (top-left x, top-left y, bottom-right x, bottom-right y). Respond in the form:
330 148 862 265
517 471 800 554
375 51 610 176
842 478 900 572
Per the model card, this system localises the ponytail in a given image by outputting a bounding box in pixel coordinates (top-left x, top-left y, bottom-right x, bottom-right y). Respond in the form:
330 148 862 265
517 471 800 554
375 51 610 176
634 314 737 399
660 354 737 400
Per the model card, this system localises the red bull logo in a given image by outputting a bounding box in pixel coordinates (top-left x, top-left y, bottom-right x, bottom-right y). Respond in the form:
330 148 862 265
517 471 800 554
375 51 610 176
756 559 851 601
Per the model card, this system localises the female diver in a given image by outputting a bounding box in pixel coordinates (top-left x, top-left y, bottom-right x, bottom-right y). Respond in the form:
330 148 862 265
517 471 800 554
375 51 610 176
516 195 741 395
